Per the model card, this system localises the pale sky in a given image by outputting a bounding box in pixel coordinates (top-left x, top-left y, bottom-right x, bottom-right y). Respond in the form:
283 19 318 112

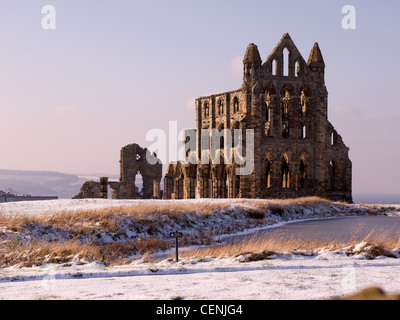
0 0 399 196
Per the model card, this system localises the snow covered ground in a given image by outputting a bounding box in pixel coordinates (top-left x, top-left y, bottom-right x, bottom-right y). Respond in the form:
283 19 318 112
0 198 399 300
0 197 390 217
0 198 159 217
1 250 400 300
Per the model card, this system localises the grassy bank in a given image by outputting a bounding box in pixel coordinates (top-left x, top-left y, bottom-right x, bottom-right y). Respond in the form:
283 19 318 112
182 226 400 262
0 197 399 267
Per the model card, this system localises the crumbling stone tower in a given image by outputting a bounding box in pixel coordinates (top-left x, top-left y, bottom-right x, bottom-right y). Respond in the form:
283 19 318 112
74 143 162 200
111 143 162 199
164 33 352 202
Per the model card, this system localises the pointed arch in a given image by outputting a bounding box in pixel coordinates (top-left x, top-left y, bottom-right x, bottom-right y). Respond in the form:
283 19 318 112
299 151 311 166
281 154 290 189
295 59 301 77
281 86 292 125
264 150 277 190
232 96 240 113
134 171 144 198
231 121 241 131
329 159 336 190
264 101 270 122
203 101 210 118
217 98 224 115
298 151 311 190
265 83 277 95
282 123 289 138
272 58 278 76
299 87 311 117
266 158 271 189
299 156 306 189
265 149 278 163
217 123 225 151
298 86 312 97
283 47 290 76
300 124 306 139
231 121 241 151
330 131 336 145
300 90 306 117
280 84 296 96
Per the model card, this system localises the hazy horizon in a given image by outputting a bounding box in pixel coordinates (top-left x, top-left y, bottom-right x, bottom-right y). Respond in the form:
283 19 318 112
1 1 399 196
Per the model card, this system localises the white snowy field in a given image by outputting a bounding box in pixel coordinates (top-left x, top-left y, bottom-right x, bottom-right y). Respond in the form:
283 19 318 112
1 249 400 300
0 198 399 300
1 197 392 218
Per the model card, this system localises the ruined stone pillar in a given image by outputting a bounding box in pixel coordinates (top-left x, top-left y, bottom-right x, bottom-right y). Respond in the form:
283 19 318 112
185 178 196 199
153 180 161 199
99 177 109 199
202 179 208 198
211 179 218 198
227 177 232 198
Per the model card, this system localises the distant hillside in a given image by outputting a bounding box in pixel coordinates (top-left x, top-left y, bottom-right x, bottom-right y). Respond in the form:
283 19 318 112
0 169 118 199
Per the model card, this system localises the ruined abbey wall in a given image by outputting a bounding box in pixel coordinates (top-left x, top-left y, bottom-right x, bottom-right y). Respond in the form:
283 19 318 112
163 34 352 202
74 34 352 203
74 144 162 200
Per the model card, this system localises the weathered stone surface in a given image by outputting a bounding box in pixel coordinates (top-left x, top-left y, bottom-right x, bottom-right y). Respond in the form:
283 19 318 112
73 181 101 199
112 143 162 199
163 33 352 202
74 143 162 200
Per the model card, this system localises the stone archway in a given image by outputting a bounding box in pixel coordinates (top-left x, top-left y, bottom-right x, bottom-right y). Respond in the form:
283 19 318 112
74 143 162 200
118 144 162 199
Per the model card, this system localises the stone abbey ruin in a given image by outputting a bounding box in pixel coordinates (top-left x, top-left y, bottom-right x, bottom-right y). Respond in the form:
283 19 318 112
74 144 163 200
75 33 352 202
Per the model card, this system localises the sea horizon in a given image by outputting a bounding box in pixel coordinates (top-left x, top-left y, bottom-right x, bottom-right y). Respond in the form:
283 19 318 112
353 193 400 205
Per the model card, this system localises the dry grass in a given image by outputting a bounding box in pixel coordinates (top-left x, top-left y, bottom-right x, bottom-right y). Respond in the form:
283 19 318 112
0 237 170 267
0 200 243 267
181 231 330 260
0 197 398 267
181 224 400 261
0 197 330 236
0 196 334 228
0 202 226 232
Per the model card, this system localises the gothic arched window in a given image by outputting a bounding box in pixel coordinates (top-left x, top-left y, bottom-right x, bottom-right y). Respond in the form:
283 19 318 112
233 97 239 113
218 99 224 115
300 159 306 189
300 90 307 117
283 48 290 76
272 59 278 76
281 156 290 188
203 102 209 118
295 60 301 77
266 159 271 189
282 123 289 138
329 160 336 190
300 125 306 139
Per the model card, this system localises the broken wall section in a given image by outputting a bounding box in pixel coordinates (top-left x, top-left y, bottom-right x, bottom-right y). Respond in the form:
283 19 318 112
73 143 162 200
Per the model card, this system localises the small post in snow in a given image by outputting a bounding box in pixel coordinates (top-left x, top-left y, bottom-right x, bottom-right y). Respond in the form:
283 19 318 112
170 231 183 262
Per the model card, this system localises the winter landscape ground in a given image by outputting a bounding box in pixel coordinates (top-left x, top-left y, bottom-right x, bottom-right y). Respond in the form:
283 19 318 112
0 197 400 300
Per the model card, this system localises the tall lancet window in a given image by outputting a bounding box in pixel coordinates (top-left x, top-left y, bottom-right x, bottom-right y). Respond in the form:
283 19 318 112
272 59 278 76
281 156 290 189
266 159 271 189
329 160 336 190
299 158 306 189
283 48 290 76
